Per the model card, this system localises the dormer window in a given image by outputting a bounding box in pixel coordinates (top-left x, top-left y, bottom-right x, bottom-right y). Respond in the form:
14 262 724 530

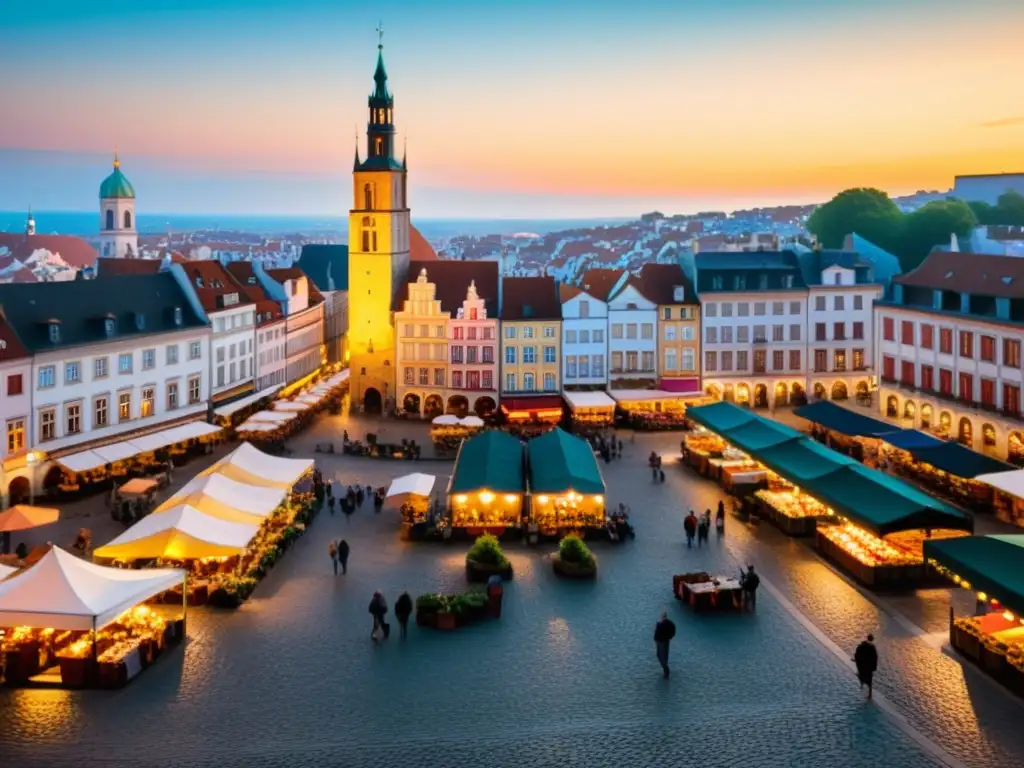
673 286 685 302
135 313 146 331
195 275 205 288
104 318 116 337
833 273 842 286
247 277 256 284
173 307 183 326
48 321 60 344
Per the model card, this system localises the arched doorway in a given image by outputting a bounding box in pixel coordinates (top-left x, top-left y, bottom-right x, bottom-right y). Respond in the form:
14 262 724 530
920 404 933 430
403 393 421 415
1009 431 1024 466
856 381 869 397
958 417 973 446
886 395 898 418
982 423 997 450
774 382 788 407
814 382 827 401
723 384 735 403
363 387 383 414
735 384 750 406
753 384 769 409
7 476 30 505
791 382 806 405
474 396 497 418
447 395 470 418
903 400 916 422
706 384 722 401
831 381 848 401
424 394 443 418
938 411 952 435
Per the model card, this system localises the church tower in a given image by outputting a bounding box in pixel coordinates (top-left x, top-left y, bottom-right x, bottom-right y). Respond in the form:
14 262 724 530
347 27 411 414
25 206 35 236
98 153 138 258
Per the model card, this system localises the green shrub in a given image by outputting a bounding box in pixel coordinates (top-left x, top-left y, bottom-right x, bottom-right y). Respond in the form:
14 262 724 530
416 593 446 612
466 534 509 568
558 535 595 568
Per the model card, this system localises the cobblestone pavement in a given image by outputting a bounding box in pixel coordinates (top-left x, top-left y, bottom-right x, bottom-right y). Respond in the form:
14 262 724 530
0 419 1020 767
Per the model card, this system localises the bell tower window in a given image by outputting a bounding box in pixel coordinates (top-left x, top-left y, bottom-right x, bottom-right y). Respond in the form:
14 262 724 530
124 210 132 229
374 137 383 155
105 209 114 230
362 231 371 252
372 232 378 252
364 184 373 210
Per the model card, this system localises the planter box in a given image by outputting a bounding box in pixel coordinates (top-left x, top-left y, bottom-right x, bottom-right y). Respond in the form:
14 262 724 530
465 559 513 583
553 555 597 579
415 609 438 628
981 645 1008 677
2 643 41 684
436 611 457 631
58 656 91 688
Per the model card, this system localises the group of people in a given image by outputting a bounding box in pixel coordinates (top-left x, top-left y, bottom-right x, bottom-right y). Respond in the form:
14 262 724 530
648 452 666 483
592 433 625 464
683 501 726 547
368 590 414 643
312 468 384 517
327 538 350 575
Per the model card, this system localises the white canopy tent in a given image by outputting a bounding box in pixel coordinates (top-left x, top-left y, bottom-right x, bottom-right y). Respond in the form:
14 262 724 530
57 422 222 473
432 415 460 426
0 547 184 630
459 415 485 428
386 473 435 500
205 442 313 489
977 469 1024 498
163 473 286 518
247 411 296 424
608 389 680 404
93 505 259 561
563 391 616 410
213 387 280 419
273 401 309 412
0 563 19 581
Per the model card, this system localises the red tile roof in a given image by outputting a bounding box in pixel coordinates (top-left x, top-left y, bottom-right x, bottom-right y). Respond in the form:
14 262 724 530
96 257 161 276
0 233 98 270
0 313 30 361
896 249 1024 299
559 284 584 302
578 268 625 302
393 260 499 316
637 263 698 305
224 262 272 304
501 276 561 321
265 267 325 305
178 260 255 313
410 225 438 261
9 267 38 283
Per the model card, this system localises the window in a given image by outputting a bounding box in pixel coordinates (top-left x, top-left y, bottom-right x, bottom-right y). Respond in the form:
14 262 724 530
833 322 845 341
7 418 25 454
981 378 996 407
980 335 996 363
119 353 132 373
815 323 826 342
736 351 748 370
789 350 801 370
939 328 953 355
611 352 623 372
451 346 464 363
772 325 784 342
504 325 517 339
882 356 895 380
833 273 842 286
405 324 416 338
789 302 800 315
921 365 934 391
38 366 55 388
815 296 826 311
959 373 974 401
482 371 493 389
848 321 862 341
580 330 590 343
167 382 179 410
505 373 516 391
544 346 556 363
523 327 534 339
682 326 694 341
566 330 577 343
66 403 81 434
593 329 604 343
65 362 81 383
852 348 864 370
883 317 894 341
900 360 914 385
93 396 108 427
483 327 494 340
834 295 845 311
141 387 154 417
959 331 973 359
814 349 827 372
663 325 677 342
705 351 717 372
524 373 535 391
6 374 22 396
737 303 749 317
665 349 677 371
754 302 766 316
229 362 236 382
404 367 415 385
773 350 785 371
662 307 671 320
705 303 717 318
544 373 556 391
566 356 578 378
753 349 766 373
737 326 749 343
482 346 494 363
721 351 733 371
167 345 179 365
544 326 555 338
753 325 766 342
900 321 914 345
705 327 718 344
772 302 784 316
505 347 516 364
721 303 733 317
611 324 623 339
524 346 536 364
434 368 445 386
1004 384 1021 416
40 408 55 441
466 346 477 363
452 371 464 388
789 324 801 342
1005 339 1022 368
626 324 638 339
579 300 590 318
939 368 953 395
189 376 201 404
853 295 863 310
190 341 201 360
419 368 429 386
418 324 428 339
641 324 654 340
142 349 155 370
436 325 445 339
48 322 60 343
682 349 694 371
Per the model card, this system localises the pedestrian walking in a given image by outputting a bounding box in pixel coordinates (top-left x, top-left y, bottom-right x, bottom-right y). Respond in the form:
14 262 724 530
653 611 677 678
854 634 878 699
328 540 338 575
740 565 760 611
683 510 698 548
715 502 725 538
356 486 365 506
395 591 413 639
617 438 624 456
328 495 336 515
697 510 710 547
337 539 350 574
369 591 389 643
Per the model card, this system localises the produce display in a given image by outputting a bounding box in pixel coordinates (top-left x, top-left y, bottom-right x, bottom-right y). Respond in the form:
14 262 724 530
54 605 169 663
451 499 521 527
818 523 919 567
886 528 969 557
532 494 605 529
685 433 726 457
756 490 831 520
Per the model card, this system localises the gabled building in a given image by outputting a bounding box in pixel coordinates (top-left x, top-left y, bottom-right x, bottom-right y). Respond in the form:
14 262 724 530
877 249 1024 460
449 279 499 418
263 266 326 386
637 262 701 395
607 276 658 388
225 262 286 391
559 283 608 389
394 267 449 418
500 276 562 406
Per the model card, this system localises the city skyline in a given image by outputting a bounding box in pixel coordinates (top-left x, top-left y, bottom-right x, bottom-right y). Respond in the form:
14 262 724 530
2 0 1023 217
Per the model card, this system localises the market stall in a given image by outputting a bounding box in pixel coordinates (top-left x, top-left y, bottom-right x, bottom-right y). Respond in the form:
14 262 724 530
161 472 287 522
430 414 483 455
925 535 1024 696
977 469 1024 529
672 572 743 612
500 396 564 425
563 391 616 429
201 442 313 490
448 431 525 537
213 386 280 426
793 400 896 461
387 473 436 529
0 504 59 555
526 427 606 537
0 547 184 689
609 389 701 430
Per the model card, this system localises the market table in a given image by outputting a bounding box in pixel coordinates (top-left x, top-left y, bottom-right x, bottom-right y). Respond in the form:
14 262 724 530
673 573 744 612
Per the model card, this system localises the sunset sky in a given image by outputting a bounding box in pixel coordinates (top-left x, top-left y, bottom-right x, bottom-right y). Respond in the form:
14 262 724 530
2 0 1023 217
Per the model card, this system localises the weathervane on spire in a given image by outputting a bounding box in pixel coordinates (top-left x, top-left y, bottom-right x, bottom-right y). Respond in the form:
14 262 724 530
376 21 384 49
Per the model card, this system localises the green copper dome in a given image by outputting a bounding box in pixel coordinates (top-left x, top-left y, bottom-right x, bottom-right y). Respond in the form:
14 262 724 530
99 157 136 199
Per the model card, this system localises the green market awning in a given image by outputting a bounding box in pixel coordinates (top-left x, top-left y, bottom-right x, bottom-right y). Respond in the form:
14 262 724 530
907 442 1015 480
448 431 525 494
719 419 803 454
925 535 1024 618
801 464 973 537
527 428 605 495
755 438 858 483
794 401 898 438
685 401 756 434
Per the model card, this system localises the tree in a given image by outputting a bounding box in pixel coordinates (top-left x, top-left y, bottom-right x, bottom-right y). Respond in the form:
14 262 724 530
807 188 903 250
899 199 977 271
968 200 996 225
995 191 1024 226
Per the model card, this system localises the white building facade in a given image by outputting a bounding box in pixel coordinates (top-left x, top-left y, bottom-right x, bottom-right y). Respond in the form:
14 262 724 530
607 279 657 388
0 321 33 506
255 317 287 391
559 286 608 389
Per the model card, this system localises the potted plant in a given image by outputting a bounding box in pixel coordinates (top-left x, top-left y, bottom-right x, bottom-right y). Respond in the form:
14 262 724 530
451 591 489 625
465 534 513 582
553 535 597 578
415 593 444 627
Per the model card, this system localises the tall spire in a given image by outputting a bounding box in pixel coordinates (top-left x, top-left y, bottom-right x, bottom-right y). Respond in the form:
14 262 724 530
353 129 361 170
370 22 392 106
402 135 407 170
113 149 120 169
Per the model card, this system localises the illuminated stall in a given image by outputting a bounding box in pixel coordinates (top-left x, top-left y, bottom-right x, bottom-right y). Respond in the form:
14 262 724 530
448 431 526 536
609 389 699 430
500 396 564 425
563 391 616 429
526 428 606 536
0 547 184 689
926 535 1024 697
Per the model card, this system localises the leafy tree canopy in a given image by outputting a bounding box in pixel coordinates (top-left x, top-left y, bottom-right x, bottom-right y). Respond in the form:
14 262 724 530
967 191 1024 226
900 199 977 271
807 188 902 250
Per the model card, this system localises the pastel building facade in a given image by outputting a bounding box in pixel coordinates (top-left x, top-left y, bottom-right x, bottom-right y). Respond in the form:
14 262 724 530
448 280 499 417
559 284 608 389
500 276 562 397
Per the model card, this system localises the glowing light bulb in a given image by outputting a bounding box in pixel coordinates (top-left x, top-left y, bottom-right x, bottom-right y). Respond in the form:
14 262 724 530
977 592 988 602
504 494 516 503
595 495 603 503
479 491 495 504
1003 611 1015 622
539 496 549 504
456 495 468 504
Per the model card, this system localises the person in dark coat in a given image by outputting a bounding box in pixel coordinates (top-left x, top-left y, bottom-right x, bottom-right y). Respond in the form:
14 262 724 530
337 539 350 574
854 634 878 699
740 565 760 611
715 503 725 537
356 486 365 506
369 591 388 642
394 592 413 638
683 511 698 548
654 611 677 678
697 511 710 547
